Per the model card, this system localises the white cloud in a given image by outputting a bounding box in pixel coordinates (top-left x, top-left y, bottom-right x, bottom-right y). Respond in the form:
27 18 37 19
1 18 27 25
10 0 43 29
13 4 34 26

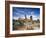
13 15 25 20
13 17 19 20
26 15 30 19
14 12 21 15
31 11 34 15
13 11 40 20
30 11 40 20
13 15 40 20
19 11 25 13
20 15 25 19
15 13 19 15
32 15 40 20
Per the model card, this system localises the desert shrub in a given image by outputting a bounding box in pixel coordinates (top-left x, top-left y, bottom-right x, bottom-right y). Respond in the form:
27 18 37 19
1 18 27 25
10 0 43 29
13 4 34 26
13 20 24 30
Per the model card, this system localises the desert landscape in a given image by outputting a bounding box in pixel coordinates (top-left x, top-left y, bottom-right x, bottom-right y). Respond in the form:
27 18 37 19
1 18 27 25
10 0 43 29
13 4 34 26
13 15 40 30
13 7 40 30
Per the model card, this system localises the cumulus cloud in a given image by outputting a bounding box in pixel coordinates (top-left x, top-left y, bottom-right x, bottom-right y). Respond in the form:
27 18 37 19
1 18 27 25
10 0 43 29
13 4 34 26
13 15 25 20
31 11 34 16
32 15 40 20
13 17 19 20
13 11 40 20
13 15 40 20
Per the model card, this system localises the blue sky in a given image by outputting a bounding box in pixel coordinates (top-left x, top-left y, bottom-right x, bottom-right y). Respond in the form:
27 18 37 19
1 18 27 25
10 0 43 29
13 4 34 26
12 7 40 20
